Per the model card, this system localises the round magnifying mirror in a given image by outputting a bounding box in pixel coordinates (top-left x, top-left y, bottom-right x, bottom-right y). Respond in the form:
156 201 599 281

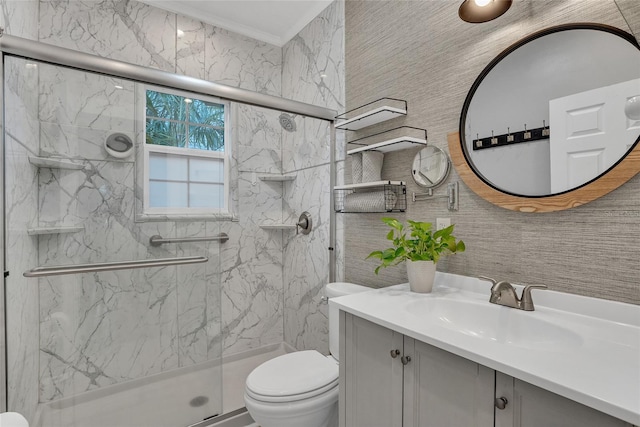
411 146 450 188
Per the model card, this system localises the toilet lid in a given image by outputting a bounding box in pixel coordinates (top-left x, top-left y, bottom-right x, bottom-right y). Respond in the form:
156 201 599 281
246 350 338 400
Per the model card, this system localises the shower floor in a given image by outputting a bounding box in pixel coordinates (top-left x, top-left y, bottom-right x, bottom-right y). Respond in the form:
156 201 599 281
33 343 290 427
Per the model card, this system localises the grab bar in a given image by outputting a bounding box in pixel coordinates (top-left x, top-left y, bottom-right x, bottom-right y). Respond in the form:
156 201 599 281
23 256 208 277
149 233 229 246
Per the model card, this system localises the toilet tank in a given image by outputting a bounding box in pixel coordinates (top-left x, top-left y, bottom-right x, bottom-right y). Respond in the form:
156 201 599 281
326 282 371 360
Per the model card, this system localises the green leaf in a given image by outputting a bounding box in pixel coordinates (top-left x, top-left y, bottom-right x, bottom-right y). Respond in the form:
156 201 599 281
366 219 466 274
382 217 403 231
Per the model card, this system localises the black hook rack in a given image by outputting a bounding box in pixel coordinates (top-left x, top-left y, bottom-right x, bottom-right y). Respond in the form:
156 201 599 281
472 123 550 151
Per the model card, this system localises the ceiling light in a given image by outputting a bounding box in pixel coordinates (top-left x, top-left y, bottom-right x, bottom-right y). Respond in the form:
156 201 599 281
184 98 193 104
458 0 512 23
177 29 185 38
114 85 124 90
625 95 640 121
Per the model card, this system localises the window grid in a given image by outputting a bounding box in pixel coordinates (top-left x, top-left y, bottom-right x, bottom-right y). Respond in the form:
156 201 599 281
148 157 224 207
144 86 229 213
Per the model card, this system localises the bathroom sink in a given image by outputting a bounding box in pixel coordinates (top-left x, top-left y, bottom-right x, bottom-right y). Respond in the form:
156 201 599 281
404 298 583 349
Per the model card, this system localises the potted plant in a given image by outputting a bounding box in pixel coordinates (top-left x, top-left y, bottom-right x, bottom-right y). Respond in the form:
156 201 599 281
367 218 465 293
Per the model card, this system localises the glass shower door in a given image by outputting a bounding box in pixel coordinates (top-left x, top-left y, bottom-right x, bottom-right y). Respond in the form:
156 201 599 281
4 55 223 427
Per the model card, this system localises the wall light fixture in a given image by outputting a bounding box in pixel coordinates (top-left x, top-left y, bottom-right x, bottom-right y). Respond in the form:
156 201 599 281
458 0 512 23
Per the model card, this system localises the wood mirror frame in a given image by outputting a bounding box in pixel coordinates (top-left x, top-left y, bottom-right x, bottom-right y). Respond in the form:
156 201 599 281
449 131 640 212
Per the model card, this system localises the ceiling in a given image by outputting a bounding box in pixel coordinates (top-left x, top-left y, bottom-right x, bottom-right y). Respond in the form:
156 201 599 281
140 0 334 47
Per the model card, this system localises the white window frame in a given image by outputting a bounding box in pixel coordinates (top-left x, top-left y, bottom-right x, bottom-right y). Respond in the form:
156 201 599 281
143 85 231 216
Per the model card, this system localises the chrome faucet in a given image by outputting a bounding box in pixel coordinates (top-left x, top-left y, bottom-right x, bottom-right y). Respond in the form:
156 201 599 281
479 276 547 311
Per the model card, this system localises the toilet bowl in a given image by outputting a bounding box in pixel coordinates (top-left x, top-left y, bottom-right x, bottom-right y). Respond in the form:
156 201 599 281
0 412 29 427
244 282 370 427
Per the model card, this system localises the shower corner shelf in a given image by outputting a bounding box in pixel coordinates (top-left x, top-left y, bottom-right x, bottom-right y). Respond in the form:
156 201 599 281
334 181 407 213
259 224 298 230
335 98 407 131
29 156 85 170
258 175 296 182
27 226 84 236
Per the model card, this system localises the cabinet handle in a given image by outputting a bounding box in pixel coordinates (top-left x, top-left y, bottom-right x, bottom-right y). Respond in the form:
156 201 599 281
495 397 508 410
390 349 401 358
401 355 411 365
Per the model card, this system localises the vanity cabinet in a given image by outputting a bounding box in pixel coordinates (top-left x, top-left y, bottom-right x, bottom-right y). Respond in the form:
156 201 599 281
339 312 636 427
339 312 494 427
494 373 633 427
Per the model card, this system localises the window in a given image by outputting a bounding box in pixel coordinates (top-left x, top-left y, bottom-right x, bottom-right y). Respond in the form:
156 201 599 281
144 87 229 214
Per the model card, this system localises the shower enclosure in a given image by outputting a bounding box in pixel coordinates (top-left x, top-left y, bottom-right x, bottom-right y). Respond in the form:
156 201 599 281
1 34 336 427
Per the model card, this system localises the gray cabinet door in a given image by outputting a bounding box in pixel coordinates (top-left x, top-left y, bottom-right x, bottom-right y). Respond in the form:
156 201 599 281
495 372 633 427
341 312 404 427
403 338 494 427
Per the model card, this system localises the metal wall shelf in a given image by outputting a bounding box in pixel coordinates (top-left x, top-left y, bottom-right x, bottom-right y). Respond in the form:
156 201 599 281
334 181 406 213
334 180 405 191
346 126 427 156
335 98 407 131
347 136 427 155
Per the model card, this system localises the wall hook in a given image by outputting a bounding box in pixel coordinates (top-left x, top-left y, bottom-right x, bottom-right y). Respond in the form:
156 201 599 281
542 120 550 137
523 124 531 139
507 127 514 142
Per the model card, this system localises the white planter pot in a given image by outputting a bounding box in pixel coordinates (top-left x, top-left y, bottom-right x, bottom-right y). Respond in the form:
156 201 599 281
406 260 437 293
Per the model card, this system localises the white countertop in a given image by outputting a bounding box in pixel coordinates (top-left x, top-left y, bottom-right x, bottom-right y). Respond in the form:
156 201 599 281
331 272 640 425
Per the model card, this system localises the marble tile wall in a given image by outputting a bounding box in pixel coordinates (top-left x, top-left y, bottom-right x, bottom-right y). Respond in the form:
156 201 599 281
4 55 41 421
343 0 640 304
218 104 285 356
3 0 285 414
3 0 345 417
282 0 345 354
2 1 41 419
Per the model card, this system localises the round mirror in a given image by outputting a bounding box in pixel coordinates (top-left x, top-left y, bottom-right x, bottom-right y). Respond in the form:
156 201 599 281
460 24 640 197
412 146 450 188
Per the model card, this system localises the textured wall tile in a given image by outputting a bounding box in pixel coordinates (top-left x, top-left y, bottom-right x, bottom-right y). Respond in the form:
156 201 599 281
176 222 210 366
39 0 176 72
4 55 41 421
177 15 206 79
344 0 640 304
217 172 285 355
1 0 39 40
282 0 345 112
204 25 281 96
234 104 283 174
5 135 40 421
38 64 135 136
39 265 179 400
615 0 640 42
282 116 331 173
283 164 331 353
281 1 345 353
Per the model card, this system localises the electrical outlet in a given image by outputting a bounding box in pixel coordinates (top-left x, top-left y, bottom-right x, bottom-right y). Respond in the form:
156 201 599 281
436 217 451 230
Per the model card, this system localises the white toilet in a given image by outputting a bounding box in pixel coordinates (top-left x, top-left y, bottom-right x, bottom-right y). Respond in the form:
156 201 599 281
244 282 370 427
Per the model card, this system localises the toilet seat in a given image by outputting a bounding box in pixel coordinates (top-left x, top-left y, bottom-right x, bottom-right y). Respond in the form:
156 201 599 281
246 350 338 403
